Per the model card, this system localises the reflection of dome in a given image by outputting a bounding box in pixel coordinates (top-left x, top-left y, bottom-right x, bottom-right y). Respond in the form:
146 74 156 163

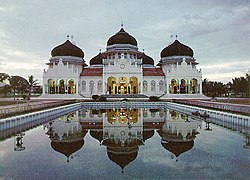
90 130 103 144
161 140 194 157
160 40 193 58
51 40 84 58
107 28 137 46
89 52 104 65
138 53 154 65
107 147 138 169
51 139 84 158
143 130 154 142
103 138 142 170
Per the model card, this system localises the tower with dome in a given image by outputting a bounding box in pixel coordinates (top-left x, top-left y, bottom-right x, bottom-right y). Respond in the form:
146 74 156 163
41 26 204 99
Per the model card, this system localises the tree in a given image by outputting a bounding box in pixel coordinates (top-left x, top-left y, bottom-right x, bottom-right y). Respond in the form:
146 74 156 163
232 74 248 97
0 84 11 97
27 75 38 96
202 78 209 96
10 76 29 99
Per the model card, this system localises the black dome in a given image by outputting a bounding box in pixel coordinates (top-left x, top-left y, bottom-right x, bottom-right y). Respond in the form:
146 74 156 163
51 40 84 58
107 28 137 46
160 40 193 58
138 53 154 65
89 52 103 65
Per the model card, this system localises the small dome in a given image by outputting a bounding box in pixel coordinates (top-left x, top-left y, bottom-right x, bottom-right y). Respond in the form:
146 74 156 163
138 53 154 65
89 52 103 65
107 28 137 46
160 40 193 58
51 40 84 58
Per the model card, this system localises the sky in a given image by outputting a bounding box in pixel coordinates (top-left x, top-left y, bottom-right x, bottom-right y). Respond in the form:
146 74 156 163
0 0 249 84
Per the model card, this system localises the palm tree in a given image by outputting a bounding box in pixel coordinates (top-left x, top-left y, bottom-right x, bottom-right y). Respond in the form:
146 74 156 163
28 75 38 96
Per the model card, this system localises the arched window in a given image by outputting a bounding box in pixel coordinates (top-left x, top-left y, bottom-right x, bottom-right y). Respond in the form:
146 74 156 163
159 80 164 91
82 80 86 92
89 81 94 93
151 80 156 91
97 80 102 92
143 80 148 92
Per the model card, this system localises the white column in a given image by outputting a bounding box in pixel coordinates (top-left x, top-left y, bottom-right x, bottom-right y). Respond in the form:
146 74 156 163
43 80 46 94
199 79 202 94
75 79 78 94
166 79 169 94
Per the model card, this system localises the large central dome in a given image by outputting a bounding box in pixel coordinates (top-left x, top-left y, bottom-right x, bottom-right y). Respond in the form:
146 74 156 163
107 28 137 46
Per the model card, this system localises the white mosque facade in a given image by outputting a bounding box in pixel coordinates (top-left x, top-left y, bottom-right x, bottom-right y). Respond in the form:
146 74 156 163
41 27 204 99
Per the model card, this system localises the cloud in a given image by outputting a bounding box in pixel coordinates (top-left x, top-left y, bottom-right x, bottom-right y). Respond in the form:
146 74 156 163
0 0 249 83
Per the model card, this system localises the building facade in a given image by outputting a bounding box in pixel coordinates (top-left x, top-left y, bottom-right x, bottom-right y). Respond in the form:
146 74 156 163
42 27 204 99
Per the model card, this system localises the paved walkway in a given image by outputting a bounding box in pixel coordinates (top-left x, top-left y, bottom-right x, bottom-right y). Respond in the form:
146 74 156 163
0 99 74 119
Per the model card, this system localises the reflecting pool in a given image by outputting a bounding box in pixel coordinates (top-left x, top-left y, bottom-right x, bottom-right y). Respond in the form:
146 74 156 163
0 108 250 179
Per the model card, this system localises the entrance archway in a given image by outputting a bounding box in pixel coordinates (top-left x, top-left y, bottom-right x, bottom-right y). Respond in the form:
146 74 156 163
180 79 188 94
118 77 127 94
67 79 75 94
107 77 116 94
129 77 138 94
58 79 65 94
170 79 178 94
48 79 55 94
190 78 198 94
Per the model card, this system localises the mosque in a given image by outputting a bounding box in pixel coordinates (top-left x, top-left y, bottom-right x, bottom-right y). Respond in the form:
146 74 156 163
41 26 205 99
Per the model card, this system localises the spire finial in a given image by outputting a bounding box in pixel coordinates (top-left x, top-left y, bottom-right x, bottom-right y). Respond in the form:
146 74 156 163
99 49 102 53
142 48 145 53
121 21 124 28
175 35 178 40
67 35 69 40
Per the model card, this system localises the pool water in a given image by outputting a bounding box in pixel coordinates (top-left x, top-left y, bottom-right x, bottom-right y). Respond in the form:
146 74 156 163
0 108 249 179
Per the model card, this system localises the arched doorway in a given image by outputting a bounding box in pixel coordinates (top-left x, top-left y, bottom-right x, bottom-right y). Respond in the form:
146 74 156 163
180 79 188 94
58 79 65 94
190 78 198 94
129 77 138 94
67 79 75 94
107 77 116 94
118 77 127 94
48 79 55 94
170 79 178 94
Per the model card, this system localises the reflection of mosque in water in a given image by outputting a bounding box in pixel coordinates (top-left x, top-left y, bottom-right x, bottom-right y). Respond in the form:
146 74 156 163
45 113 87 162
45 109 201 169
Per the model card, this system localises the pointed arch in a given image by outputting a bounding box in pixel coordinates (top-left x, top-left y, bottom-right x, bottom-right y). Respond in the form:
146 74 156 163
170 79 178 94
107 77 116 94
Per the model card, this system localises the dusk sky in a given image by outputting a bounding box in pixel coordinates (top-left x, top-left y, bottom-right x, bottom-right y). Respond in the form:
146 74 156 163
0 0 249 84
